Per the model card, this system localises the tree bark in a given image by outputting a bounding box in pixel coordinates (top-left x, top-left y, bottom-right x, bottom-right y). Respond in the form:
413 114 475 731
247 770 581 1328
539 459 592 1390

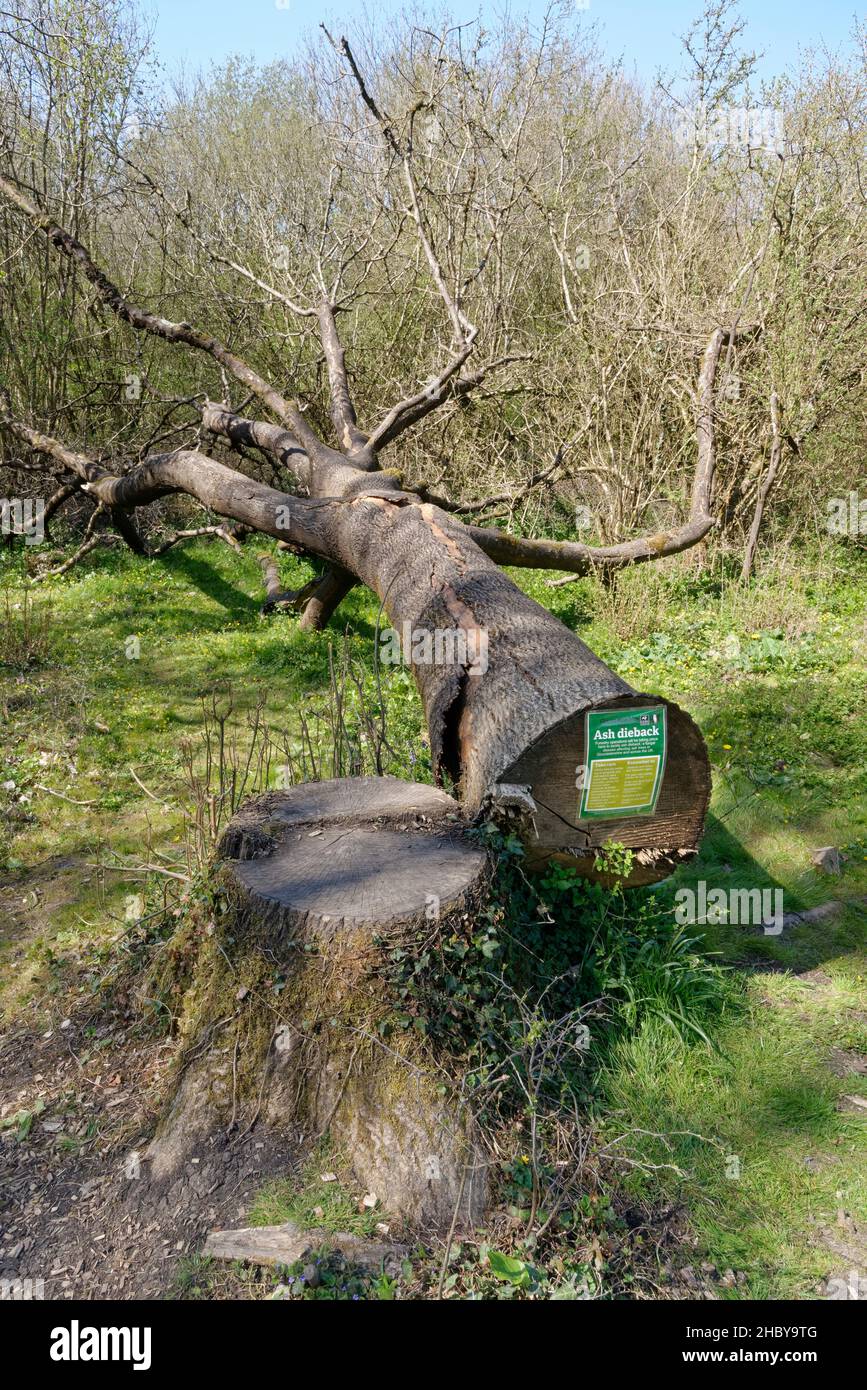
147 777 490 1228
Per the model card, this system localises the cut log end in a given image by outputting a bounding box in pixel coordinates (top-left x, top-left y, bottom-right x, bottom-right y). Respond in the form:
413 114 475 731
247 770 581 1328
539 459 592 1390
218 776 490 939
494 693 711 887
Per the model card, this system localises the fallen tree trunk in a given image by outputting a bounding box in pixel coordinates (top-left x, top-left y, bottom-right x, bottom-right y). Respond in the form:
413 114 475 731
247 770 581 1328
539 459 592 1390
0 153 726 885
3 416 710 883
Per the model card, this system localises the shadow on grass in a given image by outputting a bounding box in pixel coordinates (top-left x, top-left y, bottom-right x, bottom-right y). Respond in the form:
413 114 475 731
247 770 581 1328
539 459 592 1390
652 812 863 977
161 549 261 618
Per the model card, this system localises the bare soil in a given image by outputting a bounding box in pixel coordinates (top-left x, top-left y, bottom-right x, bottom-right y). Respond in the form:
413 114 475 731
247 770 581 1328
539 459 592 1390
0 996 295 1300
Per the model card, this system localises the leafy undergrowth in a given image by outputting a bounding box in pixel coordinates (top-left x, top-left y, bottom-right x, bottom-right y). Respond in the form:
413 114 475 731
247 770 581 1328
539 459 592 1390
173 1250 400 1302
1 536 865 1298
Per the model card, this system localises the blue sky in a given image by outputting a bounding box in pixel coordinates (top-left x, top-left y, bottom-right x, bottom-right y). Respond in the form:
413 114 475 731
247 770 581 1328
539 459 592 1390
145 1 862 86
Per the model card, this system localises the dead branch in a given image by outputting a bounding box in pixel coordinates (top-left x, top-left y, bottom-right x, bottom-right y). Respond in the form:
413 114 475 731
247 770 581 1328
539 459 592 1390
742 389 782 581
0 172 321 454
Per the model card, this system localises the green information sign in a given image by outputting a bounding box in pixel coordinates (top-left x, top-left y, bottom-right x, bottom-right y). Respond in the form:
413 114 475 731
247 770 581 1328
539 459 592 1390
578 706 667 819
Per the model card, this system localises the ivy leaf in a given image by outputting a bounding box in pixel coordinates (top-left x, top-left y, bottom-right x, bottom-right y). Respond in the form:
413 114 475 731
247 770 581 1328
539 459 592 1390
488 1250 531 1286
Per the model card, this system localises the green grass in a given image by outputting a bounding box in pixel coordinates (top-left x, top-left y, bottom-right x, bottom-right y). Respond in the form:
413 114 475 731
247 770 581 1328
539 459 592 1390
1 535 865 1297
603 962 867 1297
247 1145 386 1238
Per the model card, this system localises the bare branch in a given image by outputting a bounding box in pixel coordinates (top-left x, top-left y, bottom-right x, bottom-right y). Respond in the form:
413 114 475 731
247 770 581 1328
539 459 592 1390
468 325 759 582
257 552 321 613
111 144 316 319
316 300 371 457
201 404 313 490
468 513 715 577
200 404 374 493
368 350 527 452
367 341 474 451
691 323 760 518
0 409 391 570
33 534 117 578
0 172 323 453
150 525 247 557
42 478 81 534
323 26 484 456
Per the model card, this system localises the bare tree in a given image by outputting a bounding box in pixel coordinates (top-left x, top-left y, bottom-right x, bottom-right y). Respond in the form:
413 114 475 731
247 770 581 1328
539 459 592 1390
2 4 864 876
0 16 729 883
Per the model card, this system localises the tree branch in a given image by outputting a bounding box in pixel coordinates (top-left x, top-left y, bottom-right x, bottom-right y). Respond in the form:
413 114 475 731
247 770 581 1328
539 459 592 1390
200 403 374 492
298 566 356 632
257 552 320 613
324 26 482 457
468 513 716 577
42 478 81 536
150 525 246 557
0 172 324 454
316 300 371 458
367 341 475 451
515 323 759 583
368 351 528 453
0 410 392 571
111 144 316 320
35 532 118 579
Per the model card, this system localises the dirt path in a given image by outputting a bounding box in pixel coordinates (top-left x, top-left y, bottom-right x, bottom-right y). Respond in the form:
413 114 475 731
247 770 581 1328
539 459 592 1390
0 1016 295 1300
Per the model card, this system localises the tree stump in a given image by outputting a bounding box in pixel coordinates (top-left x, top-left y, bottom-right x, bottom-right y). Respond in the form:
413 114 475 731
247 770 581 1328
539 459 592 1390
220 776 489 939
146 777 491 1231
